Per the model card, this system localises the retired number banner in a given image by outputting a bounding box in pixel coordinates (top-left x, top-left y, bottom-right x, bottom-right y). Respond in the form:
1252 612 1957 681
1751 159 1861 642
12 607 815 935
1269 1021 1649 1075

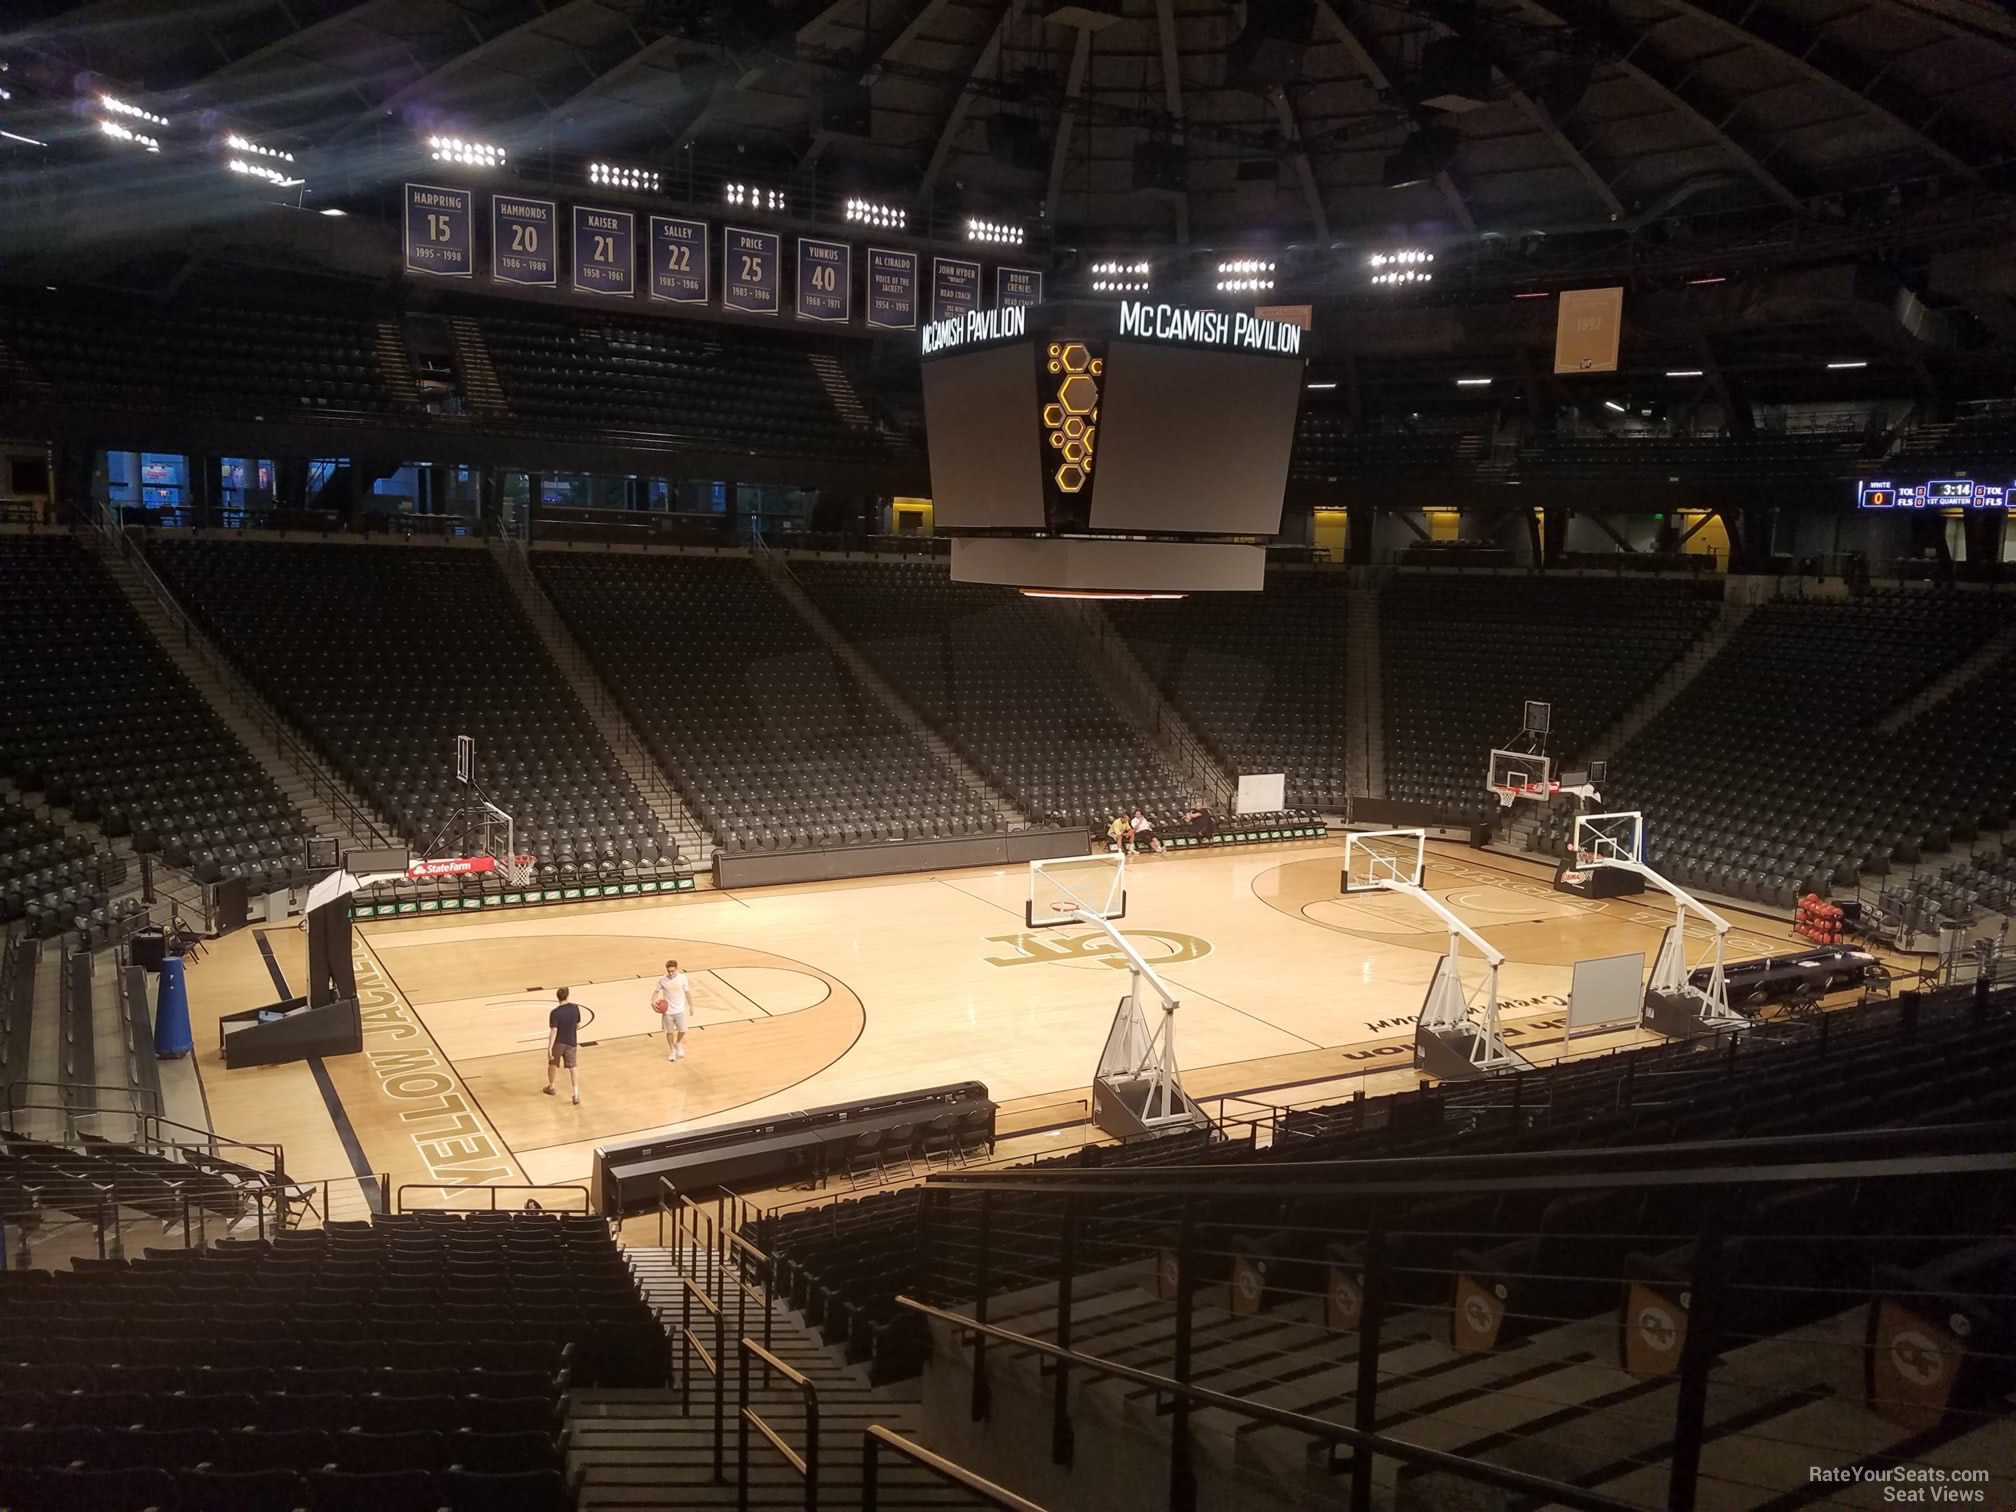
796 237 851 323
931 256 982 323
573 206 636 297
866 248 918 331
648 216 708 305
404 183 473 278
996 267 1044 308
724 228 782 315
491 195 557 287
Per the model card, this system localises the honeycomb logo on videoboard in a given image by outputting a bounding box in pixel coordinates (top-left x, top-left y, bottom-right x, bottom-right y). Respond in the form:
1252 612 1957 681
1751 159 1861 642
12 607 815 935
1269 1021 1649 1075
1043 341 1102 493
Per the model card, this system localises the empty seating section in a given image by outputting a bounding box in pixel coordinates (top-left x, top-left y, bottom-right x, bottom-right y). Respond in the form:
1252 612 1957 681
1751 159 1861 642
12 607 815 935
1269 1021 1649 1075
0 536 307 910
0 1211 637 1510
534 553 991 853
0 1129 291 1245
482 314 878 457
1599 592 2016 905
1892 412 2016 468
1519 430 1863 482
1106 575 1349 808
1291 422 1474 480
0 294 394 416
1381 574 1716 825
145 541 673 877
751 989 2016 1511
793 561 1186 826
0 800 99 938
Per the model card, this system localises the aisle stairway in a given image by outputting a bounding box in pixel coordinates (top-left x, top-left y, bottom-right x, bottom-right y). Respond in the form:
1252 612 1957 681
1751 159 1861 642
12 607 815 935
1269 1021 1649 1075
760 551 1026 829
1585 596 1753 765
490 542 715 869
588 1247 959 1509
93 533 392 858
1345 585 1384 798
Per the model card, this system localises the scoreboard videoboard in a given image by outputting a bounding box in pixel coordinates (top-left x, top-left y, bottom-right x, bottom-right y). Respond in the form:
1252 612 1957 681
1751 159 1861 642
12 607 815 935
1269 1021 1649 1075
1859 478 2012 509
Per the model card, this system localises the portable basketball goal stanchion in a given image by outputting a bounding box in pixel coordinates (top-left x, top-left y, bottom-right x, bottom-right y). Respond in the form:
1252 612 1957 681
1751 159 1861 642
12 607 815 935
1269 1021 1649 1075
1026 855 1208 1140
1486 699 1605 809
1572 811 1747 1039
1340 830 1530 1080
415 734 536 889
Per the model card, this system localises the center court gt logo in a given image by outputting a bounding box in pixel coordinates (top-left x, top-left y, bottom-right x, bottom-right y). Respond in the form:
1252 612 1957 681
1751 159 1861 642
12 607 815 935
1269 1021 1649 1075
983 929 1212 970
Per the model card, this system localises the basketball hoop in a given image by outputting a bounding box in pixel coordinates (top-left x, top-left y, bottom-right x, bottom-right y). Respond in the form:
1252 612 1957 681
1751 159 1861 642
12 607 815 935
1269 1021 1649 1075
499 854 536 889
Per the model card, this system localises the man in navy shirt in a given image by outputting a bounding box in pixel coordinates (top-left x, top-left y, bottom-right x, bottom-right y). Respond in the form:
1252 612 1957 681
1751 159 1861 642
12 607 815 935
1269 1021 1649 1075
544 986 583 1105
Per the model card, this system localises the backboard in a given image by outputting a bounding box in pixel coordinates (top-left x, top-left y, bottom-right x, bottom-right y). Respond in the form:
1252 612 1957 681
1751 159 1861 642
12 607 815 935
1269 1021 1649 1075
1342 829 1426 894
1522 700 1552 737
1027 853 1128 929
1573 810 1644 867
1487 748 1553 802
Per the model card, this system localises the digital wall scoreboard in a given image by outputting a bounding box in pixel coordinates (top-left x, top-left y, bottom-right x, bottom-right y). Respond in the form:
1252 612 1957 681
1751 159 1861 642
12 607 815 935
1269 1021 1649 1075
1859 478 2012 509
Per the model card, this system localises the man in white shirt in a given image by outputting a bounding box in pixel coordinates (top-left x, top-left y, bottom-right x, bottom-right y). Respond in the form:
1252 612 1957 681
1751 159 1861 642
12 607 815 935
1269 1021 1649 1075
652 958 691 1062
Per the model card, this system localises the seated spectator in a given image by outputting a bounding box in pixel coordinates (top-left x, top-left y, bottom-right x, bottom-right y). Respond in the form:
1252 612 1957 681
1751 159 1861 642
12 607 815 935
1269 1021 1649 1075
1182 803 1215 840
1130 808 1161 854
1107 813 1134 854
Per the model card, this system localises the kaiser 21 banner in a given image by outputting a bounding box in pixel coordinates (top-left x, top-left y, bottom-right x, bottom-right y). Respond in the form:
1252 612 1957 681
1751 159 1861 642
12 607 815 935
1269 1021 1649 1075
572 206 636 297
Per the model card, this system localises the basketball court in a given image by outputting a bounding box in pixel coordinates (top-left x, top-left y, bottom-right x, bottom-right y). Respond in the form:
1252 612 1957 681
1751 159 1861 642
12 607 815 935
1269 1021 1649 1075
181 836 1867 1220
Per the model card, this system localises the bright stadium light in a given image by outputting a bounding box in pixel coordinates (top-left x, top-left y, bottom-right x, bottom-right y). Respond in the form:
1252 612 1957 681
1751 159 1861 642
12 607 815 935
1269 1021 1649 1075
1217 257 1275 292
319 207 347 216
229 158 304 188
845 196 905 229
428 135 504 167
1370 268 1432 285
725 181 786 212
226 134 293 163
1306 381 1338 390
590 161 659 192
1089 259 1149 293
1825 360 1867 370
1455 377 1492 387
98 118 159 152
965 216 1023 245
1665 369 1703 378
99 93 168 127
1604 399 1626 412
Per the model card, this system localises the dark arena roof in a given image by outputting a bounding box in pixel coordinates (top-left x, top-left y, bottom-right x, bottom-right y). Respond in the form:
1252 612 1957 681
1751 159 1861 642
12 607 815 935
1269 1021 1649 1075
0 1 2014 471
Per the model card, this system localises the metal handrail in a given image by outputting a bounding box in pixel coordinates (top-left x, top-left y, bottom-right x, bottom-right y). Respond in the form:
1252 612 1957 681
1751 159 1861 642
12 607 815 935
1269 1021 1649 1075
860 1426 1046 1512
4 1079 160 1120
736 1337 818 1512
393 1181 592 1213
920 1117 2016 1194
670 1191 729 1484
895 1295 1640 1512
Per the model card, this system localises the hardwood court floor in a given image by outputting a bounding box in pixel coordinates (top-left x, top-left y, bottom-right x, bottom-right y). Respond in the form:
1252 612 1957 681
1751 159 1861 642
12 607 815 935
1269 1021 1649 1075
185 840 1850 1208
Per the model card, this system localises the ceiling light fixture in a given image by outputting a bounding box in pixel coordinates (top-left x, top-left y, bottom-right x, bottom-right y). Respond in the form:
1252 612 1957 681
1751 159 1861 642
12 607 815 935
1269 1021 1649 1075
1686 275 1726 285
98 118 159 152
965 216 1023 245
1455 377 1492 386
1665 369 1703 378
226 134 292 162
99 94 168 127
1825 360 1867 370
428 135 504 167
845 197 905 229
1305 381 1338 390
725 181 786 212
1603 399 1626 412
590 161 659 192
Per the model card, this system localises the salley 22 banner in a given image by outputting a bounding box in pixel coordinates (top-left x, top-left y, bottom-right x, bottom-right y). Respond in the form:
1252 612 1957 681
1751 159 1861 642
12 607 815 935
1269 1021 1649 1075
649 216 708 305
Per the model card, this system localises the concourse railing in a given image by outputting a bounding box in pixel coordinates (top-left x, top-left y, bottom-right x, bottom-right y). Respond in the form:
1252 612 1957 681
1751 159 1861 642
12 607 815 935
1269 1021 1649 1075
906 1095 2016 1512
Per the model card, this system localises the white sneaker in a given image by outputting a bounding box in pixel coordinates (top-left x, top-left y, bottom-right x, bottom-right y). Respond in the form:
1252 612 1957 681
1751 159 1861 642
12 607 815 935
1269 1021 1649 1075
571 1091 580 1105
675 1045 685 1060
668 1051 677 1061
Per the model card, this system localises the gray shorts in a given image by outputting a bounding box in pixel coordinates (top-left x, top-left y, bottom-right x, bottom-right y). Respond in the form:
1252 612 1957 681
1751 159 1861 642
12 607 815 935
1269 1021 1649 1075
549 1043 578 1069
663 1010 688 1031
